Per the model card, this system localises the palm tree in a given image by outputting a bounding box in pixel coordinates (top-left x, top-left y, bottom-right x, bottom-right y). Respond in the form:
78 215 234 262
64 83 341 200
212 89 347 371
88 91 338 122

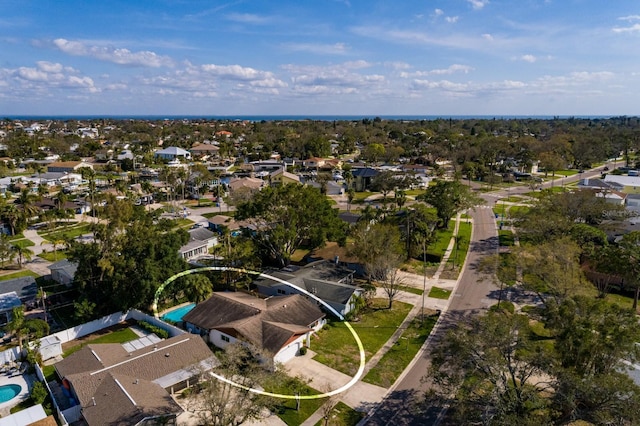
2 204 21 236
6 306 25 350
54 190 69 222
11 245 33 269
80 167 97 218
16 188 39 221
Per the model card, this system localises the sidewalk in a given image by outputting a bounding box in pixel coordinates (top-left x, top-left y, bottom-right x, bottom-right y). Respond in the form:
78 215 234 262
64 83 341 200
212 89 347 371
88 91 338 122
300 214 466 425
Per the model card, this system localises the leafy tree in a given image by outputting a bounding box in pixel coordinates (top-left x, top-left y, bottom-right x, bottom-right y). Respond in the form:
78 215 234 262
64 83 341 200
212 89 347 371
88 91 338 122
401 203 438 260
517 238 585 308
182 274 213 303
420 180 483 228
235 185 347 267
0 233 14 268
350 222 404 308
189 344 277 426
429 310 553 425
612 231 640 311
73 298 97 322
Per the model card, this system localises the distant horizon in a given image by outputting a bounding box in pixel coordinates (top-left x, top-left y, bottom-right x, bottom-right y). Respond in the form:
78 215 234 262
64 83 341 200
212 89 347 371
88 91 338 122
2 114 630 122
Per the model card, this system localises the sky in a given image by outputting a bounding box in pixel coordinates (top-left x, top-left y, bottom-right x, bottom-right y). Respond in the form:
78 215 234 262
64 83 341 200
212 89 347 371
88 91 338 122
1 0 640 117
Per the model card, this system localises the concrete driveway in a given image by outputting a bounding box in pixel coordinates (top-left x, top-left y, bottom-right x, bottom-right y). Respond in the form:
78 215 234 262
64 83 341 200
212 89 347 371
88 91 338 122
285 350 387 413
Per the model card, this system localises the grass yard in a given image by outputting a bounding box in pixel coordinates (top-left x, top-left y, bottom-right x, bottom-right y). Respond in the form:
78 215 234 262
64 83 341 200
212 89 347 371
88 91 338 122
291 248 311 263
507 205 530 217
41 224 92 242
267 378 327 425
0 270 40 281
498 230 515 246
551 170 579 177
363 314 438 388
39 250 68 262
43 325 140 382
312 299 412 376
446 221 472 270
428 286 451 300
427 223 455 262
314 402 364 426
10 239 34 248
62 327 139 358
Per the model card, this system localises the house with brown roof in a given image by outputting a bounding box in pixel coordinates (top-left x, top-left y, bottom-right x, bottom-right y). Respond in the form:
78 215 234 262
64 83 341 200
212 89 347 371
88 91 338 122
53 334 216 425
183 292 325 364
189 143 220 158
46 161 93 173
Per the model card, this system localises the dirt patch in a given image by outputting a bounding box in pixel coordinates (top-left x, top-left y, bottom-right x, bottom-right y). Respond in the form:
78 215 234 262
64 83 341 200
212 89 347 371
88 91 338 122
60 320 138 351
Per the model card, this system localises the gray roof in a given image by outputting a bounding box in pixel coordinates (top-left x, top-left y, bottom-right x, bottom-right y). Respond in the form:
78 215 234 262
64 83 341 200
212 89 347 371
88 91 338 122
352 167 379 178
184 292 325 355
48 259 78 277
188 227 216 242
0 276 37 301
254 260 358 305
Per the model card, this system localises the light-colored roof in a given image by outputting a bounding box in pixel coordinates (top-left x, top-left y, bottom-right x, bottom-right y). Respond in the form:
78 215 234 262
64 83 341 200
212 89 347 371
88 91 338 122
603 174 640 187
155 146 190 156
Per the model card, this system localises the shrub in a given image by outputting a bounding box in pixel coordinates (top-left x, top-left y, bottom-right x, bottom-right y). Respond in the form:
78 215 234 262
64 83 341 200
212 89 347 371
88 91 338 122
31 381 47 405
299 346 307 356
138 321 169 339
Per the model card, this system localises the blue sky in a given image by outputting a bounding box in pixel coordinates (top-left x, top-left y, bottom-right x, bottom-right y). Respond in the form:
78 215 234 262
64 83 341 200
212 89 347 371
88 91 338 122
1 0 640 116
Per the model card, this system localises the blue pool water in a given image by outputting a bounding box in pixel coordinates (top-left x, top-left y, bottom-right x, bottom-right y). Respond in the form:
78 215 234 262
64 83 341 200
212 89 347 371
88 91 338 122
0 384 21 403
162 303 196 322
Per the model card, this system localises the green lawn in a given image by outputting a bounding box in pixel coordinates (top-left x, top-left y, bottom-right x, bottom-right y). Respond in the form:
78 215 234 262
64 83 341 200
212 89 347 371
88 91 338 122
314 402 364 426
312 299 412 375
551 170 579 177
363 315 438 388
8 233 25 241
38 250 68 262
62 327 139 358
41 224 92 242
43 326 140 382
427 222 455 262
0 270 40 281
10 239 34 248
428 286 451 300
507 205 530 217
446 220 472 270
267 378 327 425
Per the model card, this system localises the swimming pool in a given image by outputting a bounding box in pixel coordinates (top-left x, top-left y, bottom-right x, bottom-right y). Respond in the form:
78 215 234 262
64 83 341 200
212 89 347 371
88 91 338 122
0 384 21 403
161 303 196 322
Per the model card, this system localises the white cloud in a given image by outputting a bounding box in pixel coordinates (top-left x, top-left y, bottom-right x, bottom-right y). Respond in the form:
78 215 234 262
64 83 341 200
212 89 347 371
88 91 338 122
1 61 99 95
618 15 640 21
445 16 459 23
400 64 473 78
434 9 444 16
482 33 494 41
467 0 489 10
520 54 537 63
280 42 349 55
282 61 385 95
612 24 640 34
52 38 174 67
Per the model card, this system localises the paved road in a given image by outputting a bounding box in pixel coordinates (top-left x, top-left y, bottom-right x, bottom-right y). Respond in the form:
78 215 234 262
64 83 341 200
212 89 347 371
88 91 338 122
362 163 616 425
364 203 499 425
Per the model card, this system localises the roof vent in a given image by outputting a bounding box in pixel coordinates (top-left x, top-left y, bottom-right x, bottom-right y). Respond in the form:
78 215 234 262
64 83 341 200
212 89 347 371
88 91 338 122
135 379 139 385
283 304 287 308
165 353 170 357
91 397 96 406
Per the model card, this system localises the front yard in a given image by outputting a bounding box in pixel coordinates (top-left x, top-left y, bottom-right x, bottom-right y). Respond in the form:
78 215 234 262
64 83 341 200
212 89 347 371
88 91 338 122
311 299 412 376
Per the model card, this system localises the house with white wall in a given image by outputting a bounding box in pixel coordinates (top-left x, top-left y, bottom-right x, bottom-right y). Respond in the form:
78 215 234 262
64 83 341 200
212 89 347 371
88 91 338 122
183 292 325 364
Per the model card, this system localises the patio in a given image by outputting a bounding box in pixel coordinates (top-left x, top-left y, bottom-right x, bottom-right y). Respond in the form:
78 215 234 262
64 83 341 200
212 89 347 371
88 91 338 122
0 364 33 417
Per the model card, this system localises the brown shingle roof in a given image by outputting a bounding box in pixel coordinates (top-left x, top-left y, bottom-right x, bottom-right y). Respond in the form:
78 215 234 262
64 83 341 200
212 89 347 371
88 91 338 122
184 292 325 355
55 334 214 425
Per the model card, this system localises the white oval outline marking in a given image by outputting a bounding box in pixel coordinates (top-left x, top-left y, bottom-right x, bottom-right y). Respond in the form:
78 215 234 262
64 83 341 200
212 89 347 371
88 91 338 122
153 267 366 400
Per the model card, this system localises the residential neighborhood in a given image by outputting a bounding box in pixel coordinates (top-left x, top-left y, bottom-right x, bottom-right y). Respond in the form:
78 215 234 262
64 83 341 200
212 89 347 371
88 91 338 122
0 117 638 425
